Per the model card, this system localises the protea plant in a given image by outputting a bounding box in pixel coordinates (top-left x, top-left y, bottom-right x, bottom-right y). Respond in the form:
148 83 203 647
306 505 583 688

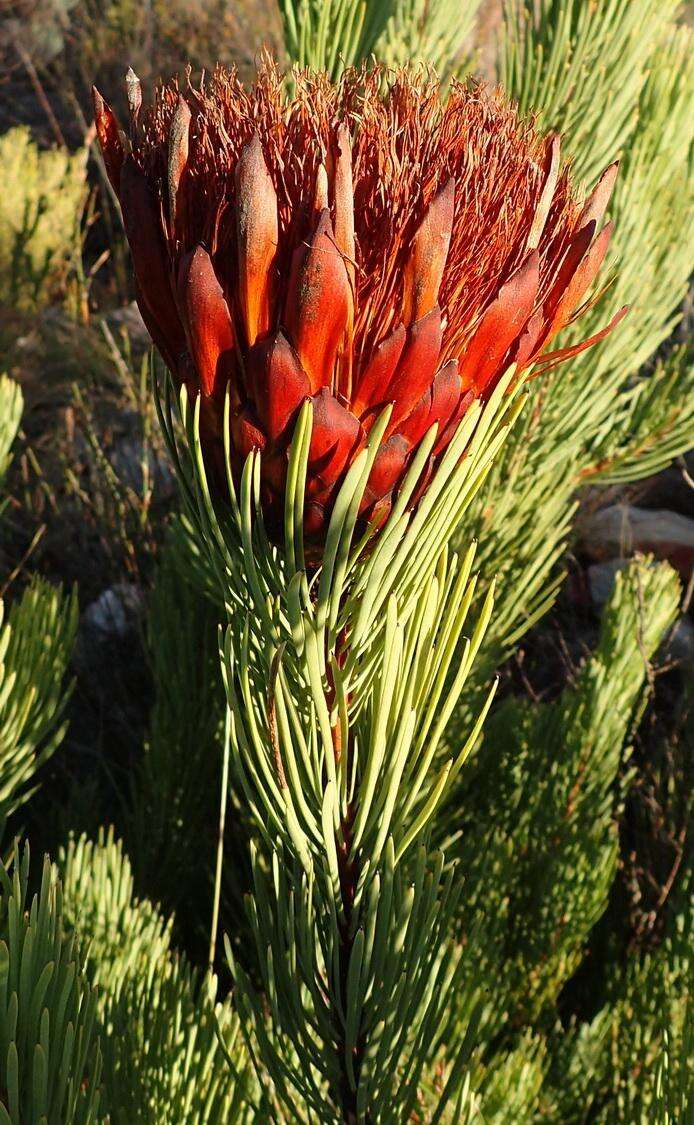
93 62 624 544
91 62 629 1120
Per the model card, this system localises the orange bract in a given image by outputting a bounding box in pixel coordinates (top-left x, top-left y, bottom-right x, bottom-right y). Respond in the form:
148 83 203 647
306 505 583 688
94 60 625 541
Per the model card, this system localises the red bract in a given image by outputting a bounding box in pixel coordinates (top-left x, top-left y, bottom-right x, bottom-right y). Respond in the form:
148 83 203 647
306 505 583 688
93 62 625 542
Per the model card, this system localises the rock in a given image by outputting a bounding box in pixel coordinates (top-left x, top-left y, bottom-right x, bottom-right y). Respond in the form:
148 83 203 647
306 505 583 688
587 559 627 607
72 583 151 746
663 617 694 664
101 302 150 349
633 463 694 518
582 505 694 581
82 583 145 638
108 411 175 497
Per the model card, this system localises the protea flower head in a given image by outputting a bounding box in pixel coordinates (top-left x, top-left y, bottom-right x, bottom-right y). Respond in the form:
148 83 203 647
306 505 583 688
93 61 625 542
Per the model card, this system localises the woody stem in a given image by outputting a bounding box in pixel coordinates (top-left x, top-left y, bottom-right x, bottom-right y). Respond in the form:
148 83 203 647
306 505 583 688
337 803 362 1125
328 648 365 1123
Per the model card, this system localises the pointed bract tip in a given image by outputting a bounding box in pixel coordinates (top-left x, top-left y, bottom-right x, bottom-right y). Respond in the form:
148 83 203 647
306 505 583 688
598 160 619 187
125 67 142 120
439 176 456 201
579 160 620 229
92 85 106 115
171 93 191 132
238 132 271 183
244 131 263 157
168 97 192 227
314 163 329 210
91 86 125 192
547 134 561 171
336 121 352 149
430 176 456 218
313 207 335 240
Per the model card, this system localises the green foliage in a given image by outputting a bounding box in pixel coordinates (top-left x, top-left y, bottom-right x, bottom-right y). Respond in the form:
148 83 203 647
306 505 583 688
0 581 78 836
276 0 380 76
422 1027 551 1124
476 559 677 1015
59 830 254 1123
549 867 692 1123
499 0 680 183
439 559 680 1066
124 528 224 917
576 24 694 479
600 846 691 1124
0 842 102 1124
472 1032 547 1124
395 557 682 1122
545 1007 613 1124
587 345 694 486
276 0 481 78
372 0 482 75
59 830 172 998
0 127 87 313
0 376 22 494
0 379 78 842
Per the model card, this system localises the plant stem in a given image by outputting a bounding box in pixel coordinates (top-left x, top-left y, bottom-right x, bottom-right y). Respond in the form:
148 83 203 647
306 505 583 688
13 35 66 148
327 638 366 1123
338 805 362 1124
209 706 231 968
